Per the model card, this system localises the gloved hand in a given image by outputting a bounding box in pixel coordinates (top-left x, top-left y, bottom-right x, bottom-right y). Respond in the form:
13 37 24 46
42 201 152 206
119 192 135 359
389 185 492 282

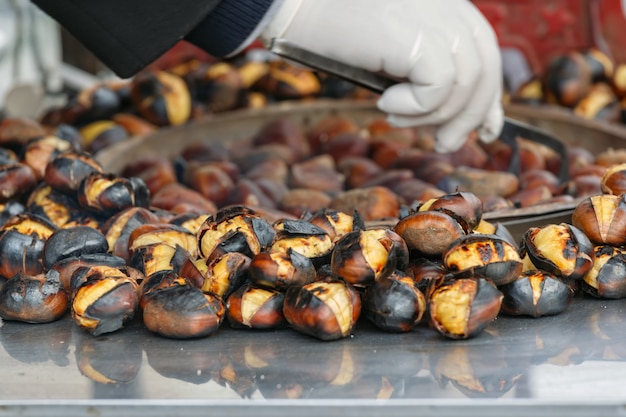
261 0 503 153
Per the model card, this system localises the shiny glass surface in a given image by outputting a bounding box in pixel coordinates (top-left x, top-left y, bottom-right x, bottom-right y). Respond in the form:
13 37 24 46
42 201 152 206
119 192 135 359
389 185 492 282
1 296 626 416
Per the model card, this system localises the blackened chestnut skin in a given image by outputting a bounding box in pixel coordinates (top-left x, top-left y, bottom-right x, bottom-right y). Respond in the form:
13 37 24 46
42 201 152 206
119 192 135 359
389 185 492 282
500 271 573 317
42 226 109 270
0 270 69 323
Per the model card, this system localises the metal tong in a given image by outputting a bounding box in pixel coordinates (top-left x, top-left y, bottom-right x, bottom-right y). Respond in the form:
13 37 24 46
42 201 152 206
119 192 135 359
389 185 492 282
269 38 569 184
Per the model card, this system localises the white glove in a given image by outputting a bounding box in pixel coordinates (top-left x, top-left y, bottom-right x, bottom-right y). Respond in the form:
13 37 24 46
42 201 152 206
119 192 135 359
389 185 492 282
261 0 503 153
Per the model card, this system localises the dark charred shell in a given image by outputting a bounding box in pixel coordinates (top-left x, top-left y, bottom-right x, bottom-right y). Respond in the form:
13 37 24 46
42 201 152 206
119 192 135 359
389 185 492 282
69 84 121 126
0 163 38 203
100 207 161 262
271 222 334 267
582 245 626 299
276 219 328 236
199 252 251 298
27 183 95 228
304 208 359 240
250 217 276 248
50 253 126 293
493 223 519 251
142 283 225 339
248 249 316 291
362 271 426 332
50 124 83 146
429 277 503 340
521 223 594 284
139 270 187 309
69 264 142 300
500 270 573 317
226 283 285 329
0 201 25 228
283 279 361 341
42 226 109 270
443 234 523 287
0 213 57 278
407 258 447 299
130 71 191 127
43 150 103 194
78 173 150 216
168 212 211 234
0 270 69 323
72 275 139 336
129 243 190 277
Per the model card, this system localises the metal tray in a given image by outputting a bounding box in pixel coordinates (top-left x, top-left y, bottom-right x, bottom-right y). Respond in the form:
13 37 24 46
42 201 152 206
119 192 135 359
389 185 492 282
96 100 626 241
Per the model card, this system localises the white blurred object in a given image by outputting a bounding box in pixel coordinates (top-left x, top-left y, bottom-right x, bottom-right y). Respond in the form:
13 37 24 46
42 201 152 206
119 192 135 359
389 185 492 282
0 0 63 118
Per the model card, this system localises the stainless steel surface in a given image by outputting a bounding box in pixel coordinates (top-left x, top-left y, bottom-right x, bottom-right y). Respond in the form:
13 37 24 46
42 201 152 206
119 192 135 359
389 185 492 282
1 296 626 416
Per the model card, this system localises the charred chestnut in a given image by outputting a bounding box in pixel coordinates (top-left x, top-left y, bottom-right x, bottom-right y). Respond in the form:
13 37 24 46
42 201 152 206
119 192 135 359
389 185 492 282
71 265 141 335
271 219 334 267
100 207 161 261
226 283 285 329
305 208 360 241
582 245 626 299
197 205 275 261
196 252 251 298
142 279 225 339
50 253 126 294
499 270 573 317
443 234 523 287
0 213 57 278
0 270 68 323
362 270 426 332
78 172 150 216
130 71 191 127
42 226 109 270
27 183 91 228
129 243 191 277
429 277 503 340
44 150 103 194
330 228 408 288
249 249 315 291
0 163 38 203
419 192 483 229
521 223 594 285
283 279 361 341
128 223 198 259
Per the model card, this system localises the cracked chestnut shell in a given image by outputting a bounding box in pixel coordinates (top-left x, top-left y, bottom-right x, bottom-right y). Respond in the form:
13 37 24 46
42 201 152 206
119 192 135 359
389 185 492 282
71 265 141 336
43 150 103 194
283 279 361 341
226 283 285 329
129 242 191 277
443 234 523 287
196 252 251 298
249 248 315 291
130 71 191 127
429 277 503 340
78 172 149 216
100 207 161 261
197 205 275 261
362 270 426 332
0 270 68 323
270 219 333 267
330 228 408 288
582 245 626 299
0 213 57 278
500 270 573 317
305 208 361 241
521 223 594 285
142 279 225 339
0 163 38 203
571 194 626 246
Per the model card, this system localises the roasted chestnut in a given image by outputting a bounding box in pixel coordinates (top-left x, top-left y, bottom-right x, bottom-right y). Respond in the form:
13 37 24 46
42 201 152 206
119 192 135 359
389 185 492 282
499 270 573 317
42 226 109 270
78 172 150 216
270 219 333 267
283 279 361 341
393 209 468 257
582 245 626 299
0 270 68 323
50 253 127 294
330 228 407 288
600 163 626 195
197 205 275 261
43 150 103 194
22 135 73 180
71 265 141 336
142 279 225 339
305 208 360 241
521 223 594 285
362 270 426 332
27 183 91 228
196 252 251 298
443 234 523 287
100 207 161 261
419 192 483 229
226 283 285 329
249 249 315 291
0 163 38 203
571 194 626 246
129 242 191 277
130 70 191 126
128 223 198 259
0 213 57 278
429 277 503 340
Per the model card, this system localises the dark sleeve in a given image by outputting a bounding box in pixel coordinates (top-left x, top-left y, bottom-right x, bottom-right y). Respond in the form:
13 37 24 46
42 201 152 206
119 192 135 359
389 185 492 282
32 0 276 78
